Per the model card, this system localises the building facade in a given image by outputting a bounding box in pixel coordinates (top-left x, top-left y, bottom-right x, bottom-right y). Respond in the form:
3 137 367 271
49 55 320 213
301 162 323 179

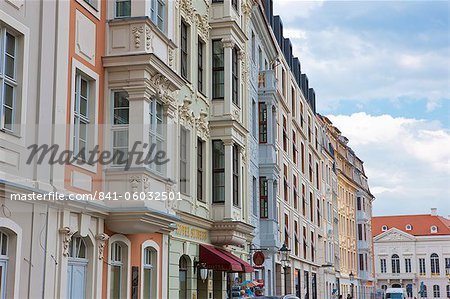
0 0 376 298
373 209 450 299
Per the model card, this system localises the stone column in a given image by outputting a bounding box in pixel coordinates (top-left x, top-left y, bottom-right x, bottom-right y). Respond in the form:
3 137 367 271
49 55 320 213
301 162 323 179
224 139 234 220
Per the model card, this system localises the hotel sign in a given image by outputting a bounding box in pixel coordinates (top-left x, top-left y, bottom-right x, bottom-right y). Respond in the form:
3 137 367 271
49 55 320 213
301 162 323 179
175 223 209 242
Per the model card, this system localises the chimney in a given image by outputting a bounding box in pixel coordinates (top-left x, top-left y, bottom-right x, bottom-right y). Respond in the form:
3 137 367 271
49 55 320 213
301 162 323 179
431 208 437 216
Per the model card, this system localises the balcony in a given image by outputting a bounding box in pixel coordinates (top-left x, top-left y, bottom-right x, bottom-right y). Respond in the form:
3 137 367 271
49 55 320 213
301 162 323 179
258 70 277 94
356 210 369 222
106 16 176 65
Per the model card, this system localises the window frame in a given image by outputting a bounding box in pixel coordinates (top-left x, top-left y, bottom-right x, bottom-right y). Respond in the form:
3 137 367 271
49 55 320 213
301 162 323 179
150 0 165 32
232 144 239 207
197 37 204 94
197 138 204 202
0 30 17 133
212 40 224 99
111 91 129 166
212 140 225 203
149 98 166 175
180 20 189 80
114 0 131 18
258 102 267 143
231 47 239 106
259 177 268 218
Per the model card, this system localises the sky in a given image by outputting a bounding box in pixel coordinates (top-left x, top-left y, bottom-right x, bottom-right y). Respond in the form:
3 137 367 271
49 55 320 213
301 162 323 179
273 1 450 216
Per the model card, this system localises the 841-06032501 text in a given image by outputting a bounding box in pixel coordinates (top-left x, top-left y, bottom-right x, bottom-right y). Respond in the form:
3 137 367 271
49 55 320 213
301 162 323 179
10 191 182 201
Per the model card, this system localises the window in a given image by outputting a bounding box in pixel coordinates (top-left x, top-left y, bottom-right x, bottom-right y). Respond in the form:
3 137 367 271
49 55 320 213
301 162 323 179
179 256 189 299
302 184 306 217
301 143 305 173
359 254 364 271
232 144 239 207
446 285 450 298
212 40 224 99
358 224 363 241
391 254 400 273
150 0 165 31
308 154 313 183
380 259 387 273
67 236 88 299
197 38 204 93
212 140 225 203
260 177 268 218
357 197 361 211
149 99 165 174
431 253 440 275
115 0 131 18
252 100 257 137
309 192 314 222
0 29 17 132
293 175 298 210
180 126 189 194
258 103 267 143
419 258 426 276
0 232 8 299
307 115 312 142
405 224 412 230
405 258 411 273
294 221 299 256
112 91 129 165
433 285 440 298
310 231 315 262
381 225 388 232
180 21 188 80
431 225 438 233
252 177 258 215
300 101 304 128
73 73 91 160
258 47 263 70
292 131 297 164
231 0 238 11
84 0 99 10
291 87 295 117
282 116 287 151
251 31 255 61
110 242 128 299
315 162 319 190
283 164 288 202
232 47 239 106
445 258 450 275
143 247 157 299
197 139 204 201
303 226 307 259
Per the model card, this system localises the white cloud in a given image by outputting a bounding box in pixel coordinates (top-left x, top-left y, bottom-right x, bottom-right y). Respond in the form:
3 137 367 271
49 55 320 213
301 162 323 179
273 0 324 19
327 112 450 215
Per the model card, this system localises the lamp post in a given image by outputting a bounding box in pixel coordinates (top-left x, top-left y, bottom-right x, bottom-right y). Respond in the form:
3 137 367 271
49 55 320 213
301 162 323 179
279 244 291 295
349 271 354 298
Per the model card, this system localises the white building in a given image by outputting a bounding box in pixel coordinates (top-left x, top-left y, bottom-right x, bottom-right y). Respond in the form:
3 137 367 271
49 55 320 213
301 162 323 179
372 209 450 298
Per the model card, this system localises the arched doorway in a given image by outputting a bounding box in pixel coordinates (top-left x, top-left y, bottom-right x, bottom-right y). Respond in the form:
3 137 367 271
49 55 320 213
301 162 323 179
179 255 191 299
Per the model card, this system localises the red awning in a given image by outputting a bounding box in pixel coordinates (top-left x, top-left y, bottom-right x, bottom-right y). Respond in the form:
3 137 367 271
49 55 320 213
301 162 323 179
199 244 254 273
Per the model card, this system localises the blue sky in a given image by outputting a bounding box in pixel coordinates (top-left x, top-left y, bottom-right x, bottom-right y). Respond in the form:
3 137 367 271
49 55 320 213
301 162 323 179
273 1 450 216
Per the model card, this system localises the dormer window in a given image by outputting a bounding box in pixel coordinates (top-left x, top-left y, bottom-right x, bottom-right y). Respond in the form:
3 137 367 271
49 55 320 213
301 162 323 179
406 224 412 231
382 225 388 232
430 225 438 233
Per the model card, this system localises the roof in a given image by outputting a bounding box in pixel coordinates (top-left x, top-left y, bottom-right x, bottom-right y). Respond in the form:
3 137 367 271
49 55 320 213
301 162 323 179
372 214 450 237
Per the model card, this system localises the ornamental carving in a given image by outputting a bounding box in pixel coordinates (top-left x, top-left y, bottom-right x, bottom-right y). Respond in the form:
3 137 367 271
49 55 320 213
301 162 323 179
145 26 153 52
196 110 210 140
232 108 241 122
59 227 76 257
131 26 144 48
178 0 195 24
222 38 235 49
195 14 211 40
95 233 109 260
168 48 174 67
130 175 141 192
242 0 253 17
151 73 172 103
179 94 195 127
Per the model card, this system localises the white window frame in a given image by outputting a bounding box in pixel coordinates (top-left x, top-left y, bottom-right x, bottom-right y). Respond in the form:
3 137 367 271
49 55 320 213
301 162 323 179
150 0 165 32
107 235 131 299
76 0 101 20
0 29 17 133
111 90 129 166
141 240 160 299
149 98 165 175
0 218 22 299
69 59 99 172
179 125 190 195
114 0 131 18
67 236 89 299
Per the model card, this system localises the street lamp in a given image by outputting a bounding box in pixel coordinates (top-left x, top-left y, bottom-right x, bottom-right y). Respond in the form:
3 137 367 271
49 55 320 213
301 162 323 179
349 272 355 298
279 244 291 295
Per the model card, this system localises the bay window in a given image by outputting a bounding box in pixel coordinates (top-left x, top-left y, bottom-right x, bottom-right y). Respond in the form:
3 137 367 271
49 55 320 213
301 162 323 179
150 0 165 31
149 99 165 174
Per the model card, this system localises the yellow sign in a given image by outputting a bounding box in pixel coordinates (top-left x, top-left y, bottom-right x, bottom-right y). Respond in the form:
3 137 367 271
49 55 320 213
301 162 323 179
176 224 208 241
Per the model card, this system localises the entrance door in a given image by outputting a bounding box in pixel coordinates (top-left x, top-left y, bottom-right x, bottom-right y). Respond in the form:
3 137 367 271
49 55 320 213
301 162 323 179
67 261 87 299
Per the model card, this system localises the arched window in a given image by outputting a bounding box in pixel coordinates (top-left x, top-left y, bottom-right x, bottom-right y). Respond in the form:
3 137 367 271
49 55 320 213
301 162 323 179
179 255 190 299
430 253 440 275
67 236 89 299
109 239 130 299
391 254 400 274
0 231 8 299
433 285 440 298
142 246 158 299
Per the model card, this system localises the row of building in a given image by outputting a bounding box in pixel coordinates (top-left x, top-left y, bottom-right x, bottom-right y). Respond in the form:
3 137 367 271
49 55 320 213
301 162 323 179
0 0 375 298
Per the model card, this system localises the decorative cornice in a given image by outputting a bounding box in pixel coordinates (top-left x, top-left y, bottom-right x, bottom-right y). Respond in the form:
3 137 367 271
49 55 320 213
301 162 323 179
195 13 211 40
178 0 195 24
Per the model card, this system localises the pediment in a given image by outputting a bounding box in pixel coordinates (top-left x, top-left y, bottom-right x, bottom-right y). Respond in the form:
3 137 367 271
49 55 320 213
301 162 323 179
374 228 416 242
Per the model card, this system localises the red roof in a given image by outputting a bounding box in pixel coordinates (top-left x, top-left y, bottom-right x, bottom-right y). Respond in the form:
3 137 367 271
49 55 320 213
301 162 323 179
372 214 450 237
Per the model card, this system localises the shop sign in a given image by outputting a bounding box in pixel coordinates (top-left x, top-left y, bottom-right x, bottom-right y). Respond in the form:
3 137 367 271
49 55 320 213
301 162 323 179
252 251 265 267
175 223 209 241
